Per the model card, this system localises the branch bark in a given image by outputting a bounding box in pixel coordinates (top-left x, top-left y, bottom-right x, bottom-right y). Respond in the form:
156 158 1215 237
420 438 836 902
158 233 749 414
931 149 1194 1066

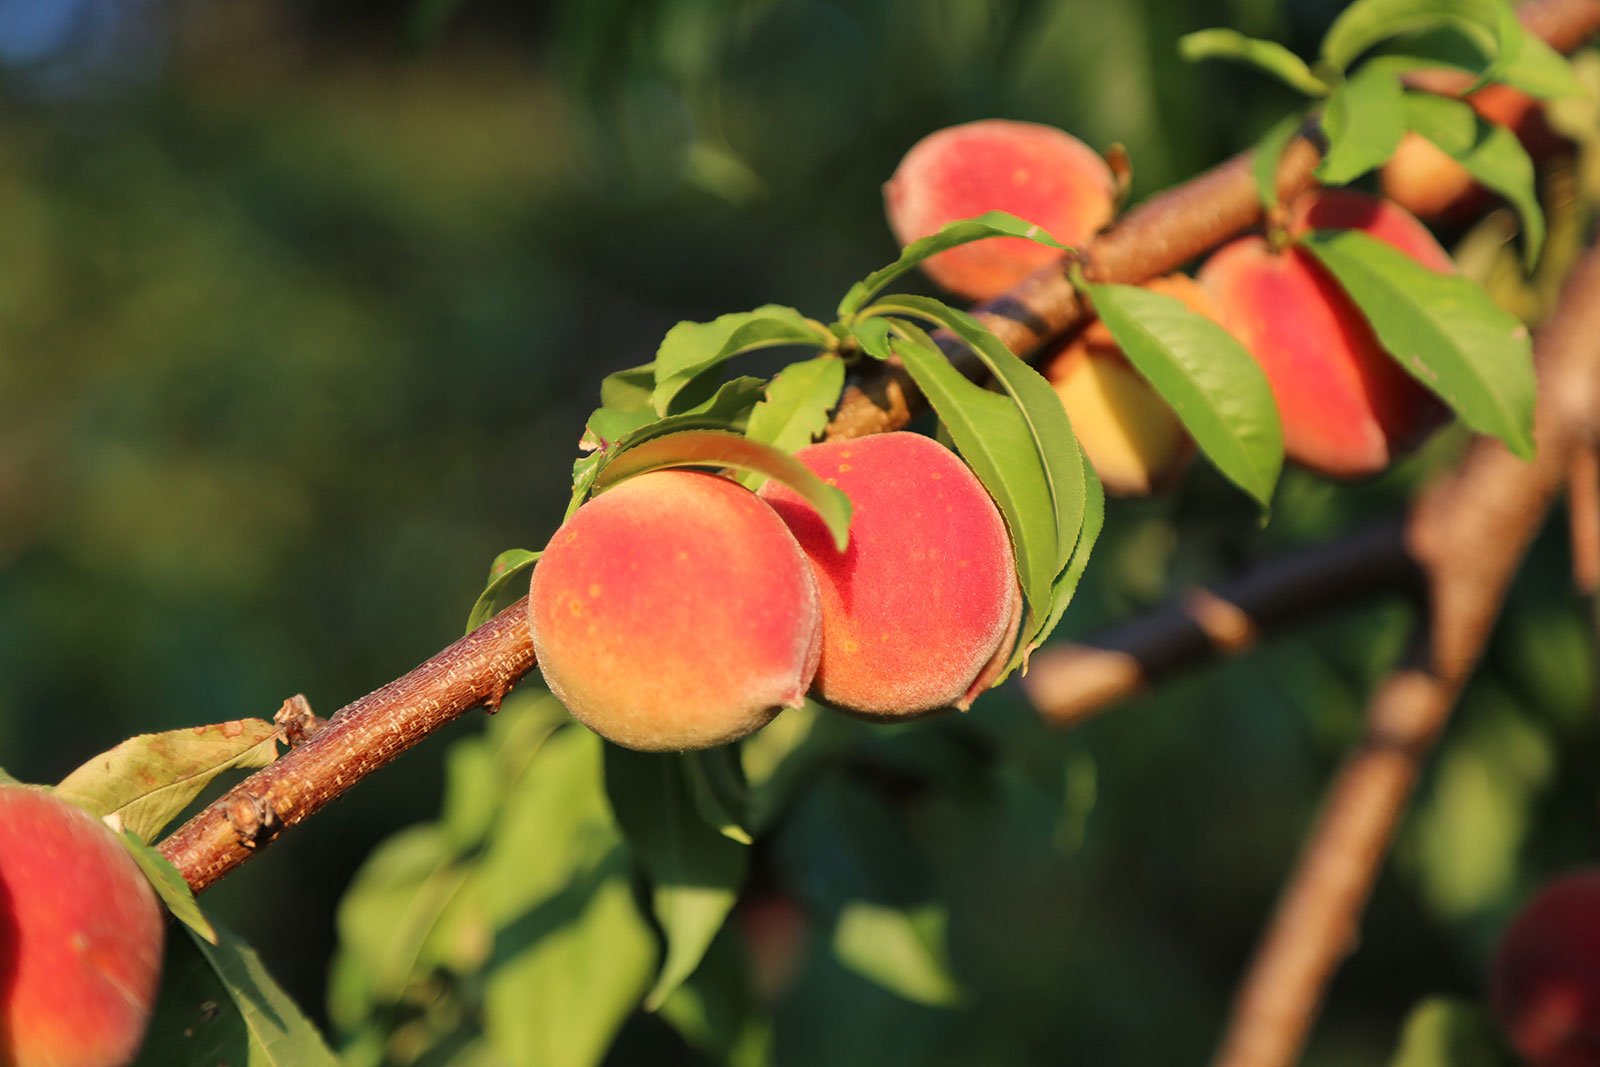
1211 237 1600 1067
157 0 1600 893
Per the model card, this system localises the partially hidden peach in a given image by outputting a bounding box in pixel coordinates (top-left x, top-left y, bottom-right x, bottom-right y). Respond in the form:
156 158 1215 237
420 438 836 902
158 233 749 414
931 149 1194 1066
1041 274 1216 496
1491 870 1600 1067
884 119 1116 301
1197 190 1453 478
758 432 1021 718
529 470 821 752
0 785 165 1067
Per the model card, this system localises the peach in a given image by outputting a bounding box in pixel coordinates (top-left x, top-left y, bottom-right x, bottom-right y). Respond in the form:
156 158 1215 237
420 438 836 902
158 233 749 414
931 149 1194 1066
1041 274 1216 496
757 433 1020 718
884 119 1116 301
0 785 164 1067
1198 190 1453 478
1381 78 1562 220
1491 870 1600 1067
529 469 821 752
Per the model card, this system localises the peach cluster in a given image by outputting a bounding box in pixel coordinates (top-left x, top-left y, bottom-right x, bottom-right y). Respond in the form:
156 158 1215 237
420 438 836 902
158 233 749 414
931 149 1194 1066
529 433 1020 750
0 785 165 1067
883 118 1461 485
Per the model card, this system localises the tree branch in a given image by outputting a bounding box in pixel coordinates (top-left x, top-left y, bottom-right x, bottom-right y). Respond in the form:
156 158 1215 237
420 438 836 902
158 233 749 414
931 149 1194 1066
1211 237 1600 1067
156 0 1600 893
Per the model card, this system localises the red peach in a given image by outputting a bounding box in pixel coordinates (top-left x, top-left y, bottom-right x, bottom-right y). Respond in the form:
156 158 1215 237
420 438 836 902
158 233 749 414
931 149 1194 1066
0 785 165 1067
529 470 821 752
884 119 1116 301
1198 191 1452 478
1491 870 1600 1067
758 432 1020 718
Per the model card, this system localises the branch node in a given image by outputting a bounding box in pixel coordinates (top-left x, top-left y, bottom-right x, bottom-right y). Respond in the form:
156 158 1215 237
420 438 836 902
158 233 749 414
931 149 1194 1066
225 794 281 850
273 694 322 747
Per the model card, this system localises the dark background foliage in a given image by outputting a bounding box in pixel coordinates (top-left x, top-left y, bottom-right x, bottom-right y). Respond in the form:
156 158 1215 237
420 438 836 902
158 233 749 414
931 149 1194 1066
0 0 1593 1062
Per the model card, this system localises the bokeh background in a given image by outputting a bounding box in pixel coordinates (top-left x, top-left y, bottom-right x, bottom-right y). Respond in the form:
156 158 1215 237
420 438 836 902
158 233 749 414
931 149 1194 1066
1 0 1594 1062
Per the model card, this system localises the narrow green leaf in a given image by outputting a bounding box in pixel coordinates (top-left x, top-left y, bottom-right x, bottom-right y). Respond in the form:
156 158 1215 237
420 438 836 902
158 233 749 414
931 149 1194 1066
606 745 748 1011
683 748 754 845
837 211 1067 320
1318 63 1407 183
1388 997 1503 1067
1083 282 1284 506
1031 452 1105 658
593 430 853 551
832 901 965 1008
601 363 657 411
742 355 846 458
1301 228 1535 458
1404 90 1545 266
1321 0 1519 77
122 834 217 944
849 317 895 361
1371 26 1585 100
652 307 829 414
56 721 280 844
1251 113 1305 211
466 548 541 634
1178 30 1331 95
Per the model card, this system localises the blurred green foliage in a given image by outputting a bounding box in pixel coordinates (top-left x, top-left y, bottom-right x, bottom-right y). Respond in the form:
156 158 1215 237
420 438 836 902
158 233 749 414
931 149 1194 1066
1 0 1595 1063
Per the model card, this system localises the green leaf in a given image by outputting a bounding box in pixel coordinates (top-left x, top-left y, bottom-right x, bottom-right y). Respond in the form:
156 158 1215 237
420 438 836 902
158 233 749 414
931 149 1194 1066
55 720 280 844
1032 445 1107 657
652 307 829 414
1318 63 1407 183
683 747 753 845
137 920 339 1067
465 548 541 633
740 701 854 833
1403 90 1545 266
742 355 846 459
1321 0 1520 77
1300 228 1535 458
600 362 657 411
592 430 853 551
605 745 748 1011
0 766 16 786
832 901 965 1008
1083 282 1284 506
1177 30 1331 95
481 728 656 1067
1388 997 1506 1067
849 318 895 361
1371 26 1585 100
1251 113 1305 211
122 833 217 944
837 211 1067 320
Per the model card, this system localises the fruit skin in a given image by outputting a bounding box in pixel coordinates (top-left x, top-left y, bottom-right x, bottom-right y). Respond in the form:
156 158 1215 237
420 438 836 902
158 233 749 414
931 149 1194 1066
757 432 1021 718
1042 274 1215 496
529 469 821 752
1198 190 1453 478
0 785 165 1067
1491 870 1600 1067
1381 77 1562 220
884 119 1116 301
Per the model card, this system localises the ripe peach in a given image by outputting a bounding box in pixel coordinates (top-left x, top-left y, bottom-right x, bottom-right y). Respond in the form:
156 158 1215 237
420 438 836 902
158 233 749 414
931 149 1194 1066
757 432 1020 718
884 119 1116 301
0 785 164 1067
1491 870 1600 1067
529 469 821 752
1381 78 1562 220
1041 274 1217 496
1198 190 1452 478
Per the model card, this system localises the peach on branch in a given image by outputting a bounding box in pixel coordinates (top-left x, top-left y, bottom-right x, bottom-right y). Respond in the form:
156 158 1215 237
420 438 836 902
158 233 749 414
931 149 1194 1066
1198 190 1453 478
1491 870 1600 1067
529 469 821 752
758 432 1020 718
884 119 1116 301
1041 274 1216 496
0 785 165 1067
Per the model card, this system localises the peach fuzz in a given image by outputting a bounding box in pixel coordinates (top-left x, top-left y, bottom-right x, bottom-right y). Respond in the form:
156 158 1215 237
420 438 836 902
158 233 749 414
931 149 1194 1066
758 432 1020 718
884 119 1116 301
0 785 165 1067
1041 274 1213 496
529 469 821 752
1491 870 1600 1067
1198 191 1452 478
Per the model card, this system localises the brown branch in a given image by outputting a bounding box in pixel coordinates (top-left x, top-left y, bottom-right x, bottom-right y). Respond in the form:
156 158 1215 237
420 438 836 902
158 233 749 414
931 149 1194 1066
1211 238 1600 1067
156 0 1600 893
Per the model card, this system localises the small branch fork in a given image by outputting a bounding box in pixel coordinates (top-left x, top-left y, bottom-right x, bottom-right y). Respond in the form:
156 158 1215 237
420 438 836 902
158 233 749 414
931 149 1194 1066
158 0 1600 903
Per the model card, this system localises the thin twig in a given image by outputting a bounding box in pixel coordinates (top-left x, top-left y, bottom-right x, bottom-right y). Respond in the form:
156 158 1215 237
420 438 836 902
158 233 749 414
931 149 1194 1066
1211 239 1600 1067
